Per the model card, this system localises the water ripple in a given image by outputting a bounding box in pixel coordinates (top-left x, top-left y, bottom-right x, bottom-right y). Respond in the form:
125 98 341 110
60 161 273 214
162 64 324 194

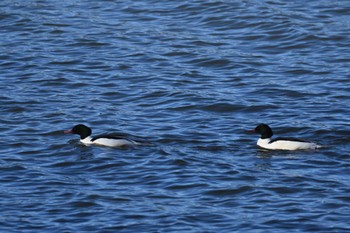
1 0 350 232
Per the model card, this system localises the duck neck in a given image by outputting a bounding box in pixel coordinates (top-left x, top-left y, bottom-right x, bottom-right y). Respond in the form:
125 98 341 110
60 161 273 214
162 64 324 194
80 136 93 144
257 138 271 147
260 132 272 139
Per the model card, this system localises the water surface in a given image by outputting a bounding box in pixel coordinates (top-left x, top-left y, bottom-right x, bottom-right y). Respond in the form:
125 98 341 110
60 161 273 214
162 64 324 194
1 1 350 232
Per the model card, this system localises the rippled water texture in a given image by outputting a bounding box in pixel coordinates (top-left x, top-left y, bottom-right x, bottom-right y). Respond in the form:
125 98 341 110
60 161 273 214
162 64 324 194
1 1 350 232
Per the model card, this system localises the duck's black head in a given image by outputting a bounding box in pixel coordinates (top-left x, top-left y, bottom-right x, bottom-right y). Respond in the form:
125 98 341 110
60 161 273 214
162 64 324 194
65 124 92 139
254 124 273 139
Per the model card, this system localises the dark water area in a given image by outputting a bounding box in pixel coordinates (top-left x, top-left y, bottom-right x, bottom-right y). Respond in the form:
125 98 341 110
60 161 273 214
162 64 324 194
1 0 350 232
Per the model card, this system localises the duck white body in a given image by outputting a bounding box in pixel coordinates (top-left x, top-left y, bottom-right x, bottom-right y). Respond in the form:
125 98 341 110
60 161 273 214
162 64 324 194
257 138 320 151
81 136 137 147
65 124 139 148
253 124 321 151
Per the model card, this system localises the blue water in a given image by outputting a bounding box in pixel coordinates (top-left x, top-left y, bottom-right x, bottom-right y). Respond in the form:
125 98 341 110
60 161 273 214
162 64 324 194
1 1 350 232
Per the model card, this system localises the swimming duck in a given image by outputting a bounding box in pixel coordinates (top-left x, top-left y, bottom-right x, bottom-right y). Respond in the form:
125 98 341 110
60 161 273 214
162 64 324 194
252 124 321 150
64 124 139 147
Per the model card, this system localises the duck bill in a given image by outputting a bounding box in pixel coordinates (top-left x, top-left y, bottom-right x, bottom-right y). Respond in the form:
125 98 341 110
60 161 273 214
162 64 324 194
246 129 256 134
64 129 73 134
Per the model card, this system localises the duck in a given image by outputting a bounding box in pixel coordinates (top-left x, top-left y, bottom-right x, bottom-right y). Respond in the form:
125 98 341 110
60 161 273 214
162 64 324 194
64 124 139 147
252 124 321 150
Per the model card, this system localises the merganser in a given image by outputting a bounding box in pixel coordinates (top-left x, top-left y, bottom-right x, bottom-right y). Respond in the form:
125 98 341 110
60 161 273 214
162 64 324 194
64 124 139 147
252 124 321 150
